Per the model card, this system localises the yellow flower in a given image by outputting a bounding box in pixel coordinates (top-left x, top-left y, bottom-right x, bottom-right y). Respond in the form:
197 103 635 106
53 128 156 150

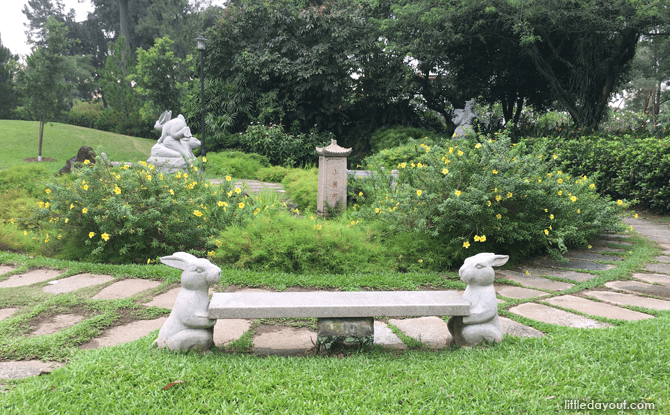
169 189 174 195
193 166 198 172
45 189 51 194
442 168 449 174
544 229 549 235
375 208 380 213
82 208 88 214
184 173 188 179
235 188 242 194
558 190 562 196
411 163 416 168
496 194 502 201
193 210 203 217
589 183 595 189
538 179 542 183
571 196 577 202
475 143 482 149
217 201 224 207
553 154 558 160
617 200 623 205
359 192 363 196
44 202 50 209
588 245 592 249
487 200 491 206
550 214 554 220
114 186 121 195
65 218 69 223
455 190 462 197
479 235 486 242
202 157 207 163
458 150 463 156
139 161 147 166
634 213 638 218
84 159 91 165
101 233 110 241
227 191 233 197
70 203 74 210
463 241 470 249
89 232 95 238
492 169 498 174
417 162 423 168
83 185 89 190
400 163 407 169
577 209 581 213
496 214 502 219
557 178 563 184
351 221 355 225
474 235 481 242
418 259 423 263
506 192 513 198
449 147 454 154
147 258 152 264
238 202 245 209
417 189 423 196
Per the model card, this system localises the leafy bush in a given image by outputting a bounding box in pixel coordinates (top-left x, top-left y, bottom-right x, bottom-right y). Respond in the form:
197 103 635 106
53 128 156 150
213 210 394 273
64 107 155 138
205 151 270 179
363 138 438 170
238 123 330 167
18 159 251 263
281 168 319 212
0 189 41 253
535 134 670 212
369 126 444 154
0 165 50 196
353 133 628 270
254 166 291 183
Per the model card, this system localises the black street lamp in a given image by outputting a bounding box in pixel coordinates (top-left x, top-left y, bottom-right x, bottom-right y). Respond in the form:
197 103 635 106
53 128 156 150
194 35 208 159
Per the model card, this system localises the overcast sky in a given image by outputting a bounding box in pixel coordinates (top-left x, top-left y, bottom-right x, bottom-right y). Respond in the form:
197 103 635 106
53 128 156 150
0 1 225 59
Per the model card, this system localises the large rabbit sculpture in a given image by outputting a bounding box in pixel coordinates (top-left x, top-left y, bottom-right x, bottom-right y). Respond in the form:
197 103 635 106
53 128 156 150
448 253 508 346
154 252 221 351
147 110 201 171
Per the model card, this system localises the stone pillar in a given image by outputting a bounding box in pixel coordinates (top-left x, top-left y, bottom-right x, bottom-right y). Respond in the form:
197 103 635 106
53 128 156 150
316 139 352 216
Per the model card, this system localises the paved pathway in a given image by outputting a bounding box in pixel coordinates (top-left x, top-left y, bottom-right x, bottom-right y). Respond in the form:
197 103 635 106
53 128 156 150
1 216 669 380
210 178 285 194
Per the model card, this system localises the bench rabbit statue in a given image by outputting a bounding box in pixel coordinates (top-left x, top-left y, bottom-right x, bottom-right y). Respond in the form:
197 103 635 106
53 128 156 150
448 252 508 346
154 252 220 351
147 110 201 172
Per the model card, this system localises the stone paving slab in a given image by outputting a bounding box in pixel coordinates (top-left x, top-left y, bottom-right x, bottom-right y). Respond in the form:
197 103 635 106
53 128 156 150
389 316 452 348
0 360 64 380
564 251 623 262
587 246 625 253
0 269 63 288
144 287 181 309
583 290 670 311
496 270 574 291
30 314 85 336
508 303 610 328
518 267 596 282
534 257 616 271
644 263 670 274
622 218 670 244
605 280 670 299
92 279 161 300
253 326 316 355
499 317 545 338
632 273 670 286
43 274 115 294
544 295 653 321
0 307 18 322
597 233 631 239
494 284 549 299
213 319 252 347
0 265 16 275
374 321 406 349
80 317 167 349
655 256 670 263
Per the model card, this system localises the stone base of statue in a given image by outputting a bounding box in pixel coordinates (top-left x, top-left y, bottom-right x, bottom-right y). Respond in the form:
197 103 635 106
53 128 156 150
147 155 193 173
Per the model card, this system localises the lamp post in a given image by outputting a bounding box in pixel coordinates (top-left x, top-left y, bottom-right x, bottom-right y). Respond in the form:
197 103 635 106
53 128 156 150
194 35 208 159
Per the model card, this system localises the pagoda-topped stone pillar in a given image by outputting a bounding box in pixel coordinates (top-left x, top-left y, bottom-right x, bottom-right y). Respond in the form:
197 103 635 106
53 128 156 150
316 139 352 216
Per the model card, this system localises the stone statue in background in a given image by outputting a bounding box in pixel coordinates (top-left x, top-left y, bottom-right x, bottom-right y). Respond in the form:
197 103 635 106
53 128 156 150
452 100 476 138
154 252 221 351
147 110 201 172
448 252 509 346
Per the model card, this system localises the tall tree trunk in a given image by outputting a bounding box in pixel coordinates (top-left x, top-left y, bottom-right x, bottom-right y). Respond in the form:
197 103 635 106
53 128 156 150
119 0 132 65
38 118 44 162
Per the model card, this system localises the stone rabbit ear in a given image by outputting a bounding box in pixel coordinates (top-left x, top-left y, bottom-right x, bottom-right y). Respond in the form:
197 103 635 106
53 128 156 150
160 252 197 270
491 255 509 267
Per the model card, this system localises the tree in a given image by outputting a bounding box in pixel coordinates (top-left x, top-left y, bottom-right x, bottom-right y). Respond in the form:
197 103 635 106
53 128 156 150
16 17 72 161
0 35 19 119
99 36 142 114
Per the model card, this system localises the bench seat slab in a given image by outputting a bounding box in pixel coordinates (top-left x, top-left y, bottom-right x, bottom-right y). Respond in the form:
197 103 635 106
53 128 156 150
208 291 470 319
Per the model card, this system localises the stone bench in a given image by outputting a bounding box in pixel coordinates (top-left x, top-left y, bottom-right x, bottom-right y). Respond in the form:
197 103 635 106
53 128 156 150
208 291 469 349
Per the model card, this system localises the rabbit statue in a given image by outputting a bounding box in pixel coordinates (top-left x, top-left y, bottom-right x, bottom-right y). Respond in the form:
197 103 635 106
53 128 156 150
154 252 221 351
448 252 508 346
147 110 201 172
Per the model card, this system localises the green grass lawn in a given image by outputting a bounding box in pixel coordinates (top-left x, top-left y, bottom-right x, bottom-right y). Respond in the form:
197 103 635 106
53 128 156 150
0 120 156 173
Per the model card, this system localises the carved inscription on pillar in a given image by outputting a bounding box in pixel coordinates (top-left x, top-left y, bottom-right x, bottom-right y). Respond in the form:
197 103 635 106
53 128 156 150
316 140 352 216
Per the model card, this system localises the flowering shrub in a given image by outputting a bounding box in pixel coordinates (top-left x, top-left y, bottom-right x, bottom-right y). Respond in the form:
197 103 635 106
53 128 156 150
19 158 251 263
536 134 670 212
206 151 270 179
352 133 628 269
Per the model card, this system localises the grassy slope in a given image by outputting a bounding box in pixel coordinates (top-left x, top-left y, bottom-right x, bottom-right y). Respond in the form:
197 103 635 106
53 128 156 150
0 121 156 173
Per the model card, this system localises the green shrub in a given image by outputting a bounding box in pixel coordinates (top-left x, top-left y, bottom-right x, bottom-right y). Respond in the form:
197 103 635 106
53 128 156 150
0 165 51 197
363 138 438 170
534 134 670 212
205 151 270 179
64 105 155 139
213 210 394 273
353 133 628 270
0 189 41 253
254 166 291 183
18 159 252 263
369 126 444 154
281 168 318 212
239 123 330 167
